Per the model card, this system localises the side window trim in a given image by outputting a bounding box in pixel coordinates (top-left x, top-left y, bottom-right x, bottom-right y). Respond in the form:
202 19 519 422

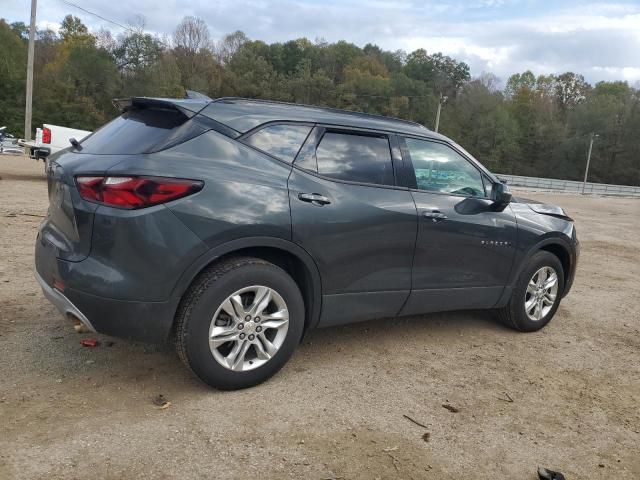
481 173 494 198
293 125 405 189
388 134 404 188
397 135 418 189
237 120 316 141
238 121 315 165
293 125 323 172
399 136 489 198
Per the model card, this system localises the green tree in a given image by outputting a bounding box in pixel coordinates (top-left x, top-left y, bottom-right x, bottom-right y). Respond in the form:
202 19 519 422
0 20 27 135
59 15 91 42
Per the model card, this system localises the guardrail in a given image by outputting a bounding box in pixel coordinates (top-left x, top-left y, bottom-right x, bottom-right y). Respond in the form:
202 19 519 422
496 174 640 197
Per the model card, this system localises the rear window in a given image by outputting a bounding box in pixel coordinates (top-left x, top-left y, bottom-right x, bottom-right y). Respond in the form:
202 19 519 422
242 124 311 163
315 132 394 186
79 108 197 154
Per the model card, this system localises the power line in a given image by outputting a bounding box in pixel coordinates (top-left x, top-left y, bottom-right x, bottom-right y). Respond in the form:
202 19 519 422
59 0 135 33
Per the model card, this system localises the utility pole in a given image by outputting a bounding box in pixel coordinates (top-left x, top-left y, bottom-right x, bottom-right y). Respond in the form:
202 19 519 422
24 0 37 141
434 92 447 133
581 132 598 194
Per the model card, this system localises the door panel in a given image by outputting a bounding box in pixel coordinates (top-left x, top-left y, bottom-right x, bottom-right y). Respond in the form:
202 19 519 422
402 192 517 315
398 136 517 315
411 194 517 290
402 193 517 315
289 126 417 326
289 169 416 294
288 169 417 324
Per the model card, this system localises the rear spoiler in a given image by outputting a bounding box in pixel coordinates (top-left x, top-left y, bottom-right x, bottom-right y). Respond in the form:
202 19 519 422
112 94 212 118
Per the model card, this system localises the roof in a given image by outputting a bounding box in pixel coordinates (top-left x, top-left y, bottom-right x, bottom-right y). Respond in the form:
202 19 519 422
115 95 447 140
200 97 443 138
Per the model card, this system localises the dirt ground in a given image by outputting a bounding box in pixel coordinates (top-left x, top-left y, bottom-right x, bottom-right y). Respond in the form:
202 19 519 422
1 154 638 480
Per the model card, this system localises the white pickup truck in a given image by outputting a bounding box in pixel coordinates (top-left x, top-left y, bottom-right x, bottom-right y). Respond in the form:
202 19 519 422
20 124 92 160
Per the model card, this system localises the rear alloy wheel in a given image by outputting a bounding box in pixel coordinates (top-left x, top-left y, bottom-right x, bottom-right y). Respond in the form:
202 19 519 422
209 285 289 372
175 257 304 390
498 251 565 332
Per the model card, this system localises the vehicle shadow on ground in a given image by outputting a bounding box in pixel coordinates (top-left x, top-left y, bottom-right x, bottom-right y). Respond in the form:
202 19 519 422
23 304 508 396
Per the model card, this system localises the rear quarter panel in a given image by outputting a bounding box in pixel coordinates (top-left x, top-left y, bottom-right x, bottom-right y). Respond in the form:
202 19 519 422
105 130 294 247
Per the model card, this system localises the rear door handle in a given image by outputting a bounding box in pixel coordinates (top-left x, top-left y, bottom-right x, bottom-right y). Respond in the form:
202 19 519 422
298 193 331 206
422 210 447 222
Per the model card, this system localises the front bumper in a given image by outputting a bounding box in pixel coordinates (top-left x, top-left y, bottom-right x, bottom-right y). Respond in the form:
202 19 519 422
562 235 580 297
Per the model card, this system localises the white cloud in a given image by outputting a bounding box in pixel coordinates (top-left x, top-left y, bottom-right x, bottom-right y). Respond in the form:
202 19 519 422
36 20 59 33
2 0 639 83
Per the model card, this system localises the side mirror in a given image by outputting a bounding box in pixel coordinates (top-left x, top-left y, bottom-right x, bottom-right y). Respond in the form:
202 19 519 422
491 181 512 207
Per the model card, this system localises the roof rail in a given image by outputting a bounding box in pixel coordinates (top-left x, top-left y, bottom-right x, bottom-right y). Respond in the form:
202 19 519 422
211 97 429 130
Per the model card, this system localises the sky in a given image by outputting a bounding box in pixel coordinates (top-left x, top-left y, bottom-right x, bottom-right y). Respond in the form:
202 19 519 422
3 0 640 85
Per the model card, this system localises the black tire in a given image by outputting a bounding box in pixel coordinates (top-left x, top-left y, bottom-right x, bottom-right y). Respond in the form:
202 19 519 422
174 256 305 390
497 251 565 332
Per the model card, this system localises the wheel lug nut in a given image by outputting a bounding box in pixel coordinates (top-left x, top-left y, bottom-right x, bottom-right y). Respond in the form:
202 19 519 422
245 315 251 321
254 317 260 323
238 323 244 330
248 334 255 341
239 333 245 339
256 326 262 332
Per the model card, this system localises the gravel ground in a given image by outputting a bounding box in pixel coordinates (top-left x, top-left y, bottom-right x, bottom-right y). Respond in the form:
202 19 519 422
1 154 639 479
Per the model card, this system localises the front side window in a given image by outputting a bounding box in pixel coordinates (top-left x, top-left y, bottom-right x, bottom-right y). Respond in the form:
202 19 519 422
243 124 312 163
403 138 485 197
315 132 394 186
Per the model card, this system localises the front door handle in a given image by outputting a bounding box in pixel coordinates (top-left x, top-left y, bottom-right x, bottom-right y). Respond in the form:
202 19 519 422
298 193 331 206
422 210 447 222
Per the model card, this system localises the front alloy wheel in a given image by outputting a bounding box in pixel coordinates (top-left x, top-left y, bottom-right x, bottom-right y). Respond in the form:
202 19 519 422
524 266 559 321
497 250 565 332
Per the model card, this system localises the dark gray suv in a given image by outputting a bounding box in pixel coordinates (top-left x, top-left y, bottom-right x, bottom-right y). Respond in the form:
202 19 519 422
35 95 579 389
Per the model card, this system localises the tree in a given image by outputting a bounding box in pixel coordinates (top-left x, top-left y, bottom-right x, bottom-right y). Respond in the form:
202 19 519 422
429 52 470 94
505 71 536 98
1 13 639 185
214 30 248 65
113 20 164 72
554 72 590 112
10 21 28 38
59 15 91 43
287 59 334 104
173 16 217 91
0 20 27 135
404 49 435 85
174 16 211 53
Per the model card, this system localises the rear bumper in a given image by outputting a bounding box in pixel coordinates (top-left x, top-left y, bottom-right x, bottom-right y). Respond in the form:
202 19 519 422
36 263 179 343
35 267 96 332
35 235 180 343
61 287 179 343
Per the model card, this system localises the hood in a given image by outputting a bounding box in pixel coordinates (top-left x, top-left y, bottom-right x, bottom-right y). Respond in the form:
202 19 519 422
512 196 572 221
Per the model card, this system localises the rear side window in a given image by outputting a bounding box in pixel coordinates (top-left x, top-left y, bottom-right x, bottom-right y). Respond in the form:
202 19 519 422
242 124 311 163
315 132 394 186
79 108 198 154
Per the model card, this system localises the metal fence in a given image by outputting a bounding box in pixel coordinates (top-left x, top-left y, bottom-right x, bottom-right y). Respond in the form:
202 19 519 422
496 174 640 197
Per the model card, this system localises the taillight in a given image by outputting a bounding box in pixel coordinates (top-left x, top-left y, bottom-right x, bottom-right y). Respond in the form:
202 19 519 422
42 127 51 144
75 176 203 209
